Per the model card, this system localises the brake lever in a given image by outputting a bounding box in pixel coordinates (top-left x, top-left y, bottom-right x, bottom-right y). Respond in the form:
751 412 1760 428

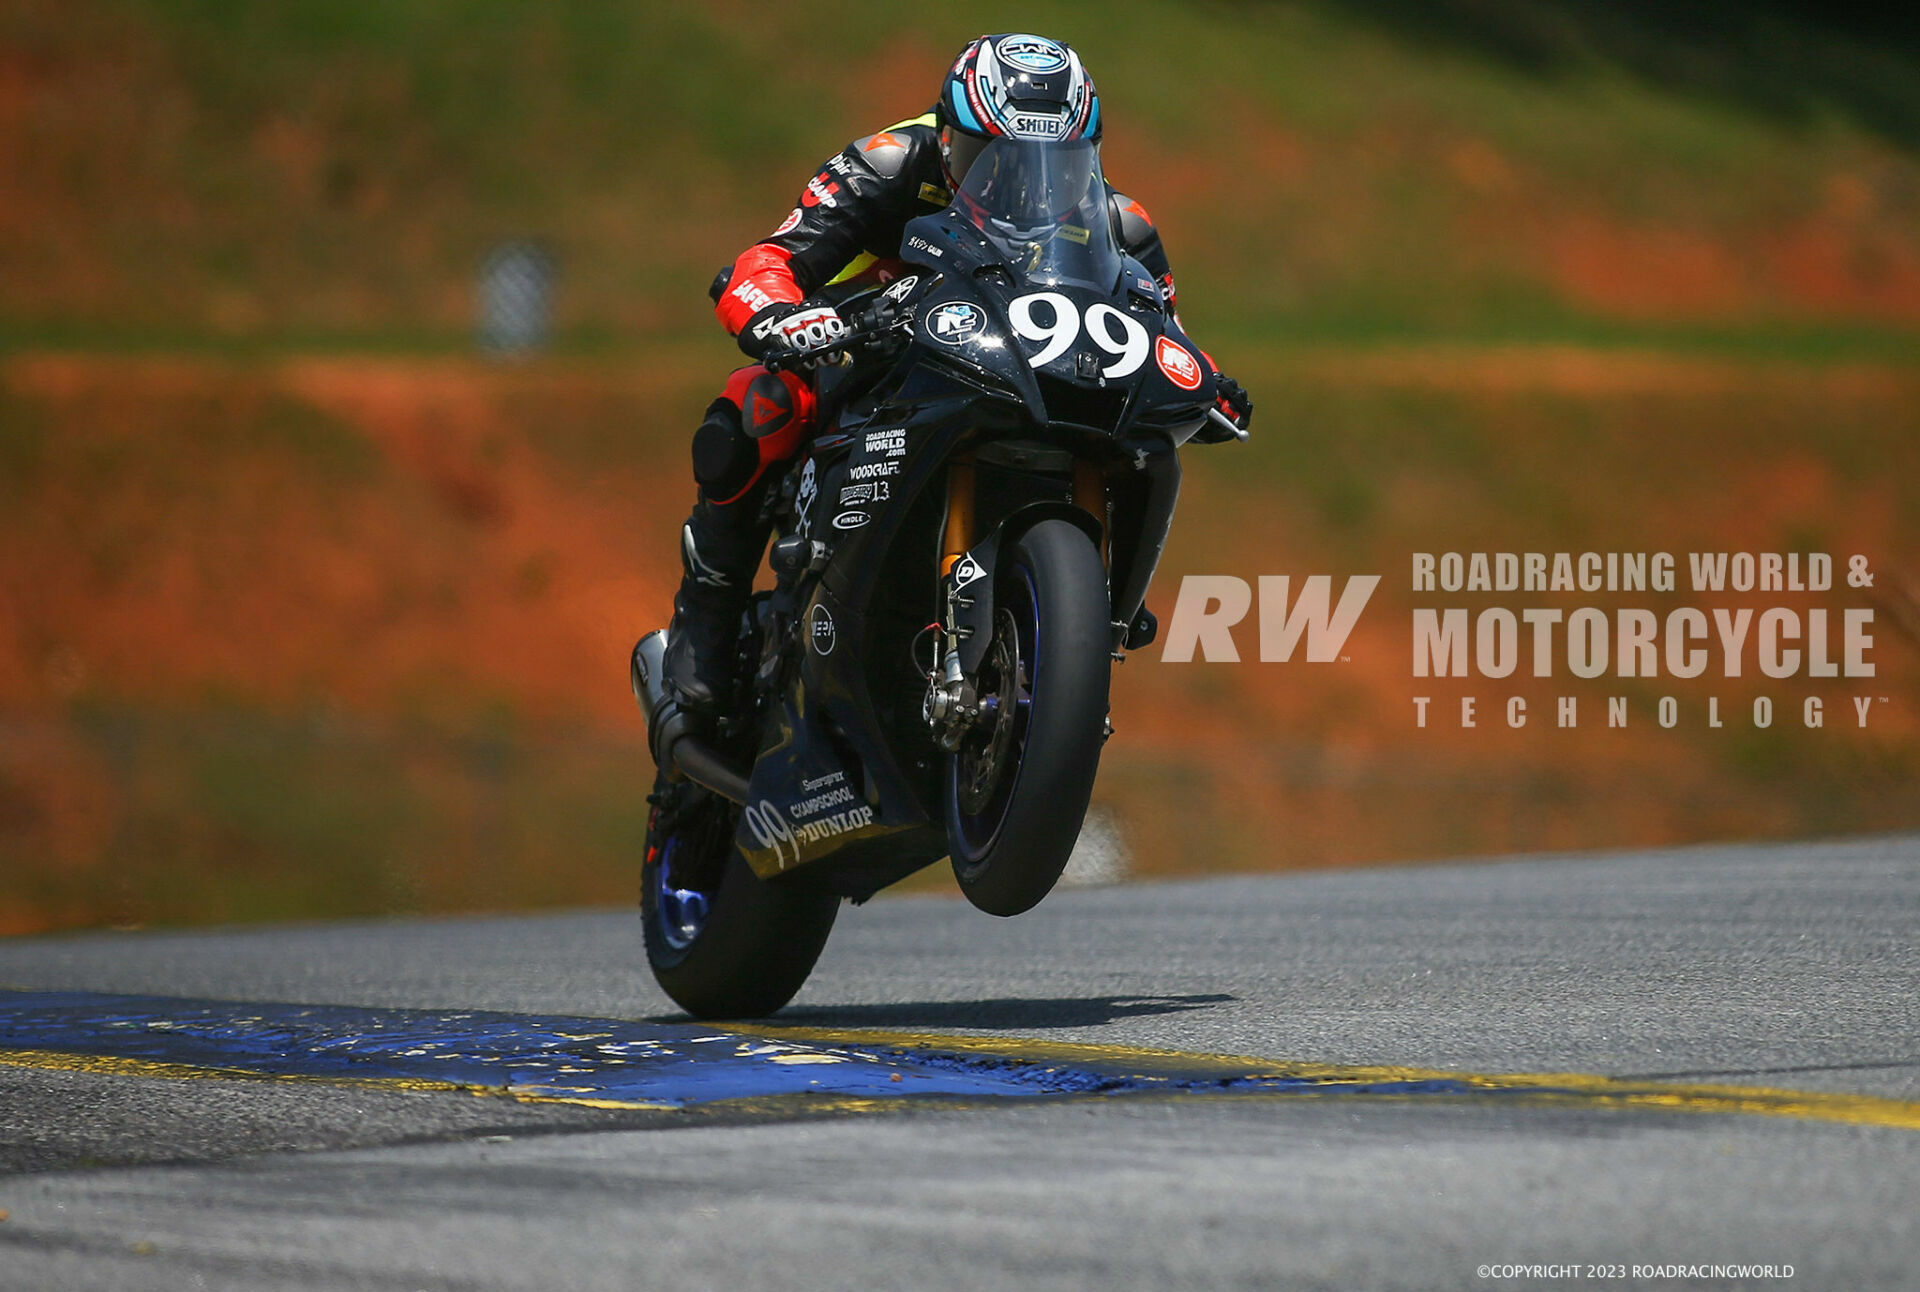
1206 406 1251 442
764 339 842 375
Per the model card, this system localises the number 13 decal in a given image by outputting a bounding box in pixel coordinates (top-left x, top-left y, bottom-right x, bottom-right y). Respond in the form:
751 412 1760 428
1007 292 1149 378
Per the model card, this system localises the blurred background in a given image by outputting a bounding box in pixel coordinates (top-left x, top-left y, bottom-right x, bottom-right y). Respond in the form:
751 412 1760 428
3 0 1917 933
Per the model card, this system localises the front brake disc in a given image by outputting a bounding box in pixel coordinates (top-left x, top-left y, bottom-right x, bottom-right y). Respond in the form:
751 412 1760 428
958 607 1021 815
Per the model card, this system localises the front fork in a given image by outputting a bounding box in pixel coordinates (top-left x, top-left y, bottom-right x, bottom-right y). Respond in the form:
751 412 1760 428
924 456 1108 751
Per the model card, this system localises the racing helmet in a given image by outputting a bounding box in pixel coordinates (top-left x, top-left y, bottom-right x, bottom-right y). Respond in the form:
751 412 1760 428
936 33 1101 186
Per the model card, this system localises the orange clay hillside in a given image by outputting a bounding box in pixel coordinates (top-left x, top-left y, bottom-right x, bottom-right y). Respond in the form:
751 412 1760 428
2 2 1918 931
4 347 1915 933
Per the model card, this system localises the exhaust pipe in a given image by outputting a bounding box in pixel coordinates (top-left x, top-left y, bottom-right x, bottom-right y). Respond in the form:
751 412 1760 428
630 630 671 727
631 631 752 805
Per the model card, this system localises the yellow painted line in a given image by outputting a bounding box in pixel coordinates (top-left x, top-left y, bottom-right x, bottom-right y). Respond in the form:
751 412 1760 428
745 1024 1327 1076
1462 1079 1920 1131
0 1047 676 1113
1148 1081 1920 1131
741 1026 1920 1132
0 1047 266 1085
8 1034 1919 1132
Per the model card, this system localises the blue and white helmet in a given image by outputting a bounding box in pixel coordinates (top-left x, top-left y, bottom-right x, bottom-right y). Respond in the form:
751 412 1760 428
937 33 1101 184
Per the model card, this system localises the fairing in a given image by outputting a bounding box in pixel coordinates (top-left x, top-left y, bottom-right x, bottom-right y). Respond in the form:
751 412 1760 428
729 142 1213 890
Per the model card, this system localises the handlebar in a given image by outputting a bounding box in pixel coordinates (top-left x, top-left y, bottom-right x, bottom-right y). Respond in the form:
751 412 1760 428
768 294 1249 448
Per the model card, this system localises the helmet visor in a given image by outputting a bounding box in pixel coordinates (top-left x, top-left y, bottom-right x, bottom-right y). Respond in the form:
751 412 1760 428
942 127 989 186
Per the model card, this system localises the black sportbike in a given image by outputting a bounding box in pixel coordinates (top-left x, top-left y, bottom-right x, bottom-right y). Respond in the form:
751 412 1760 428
632 137 1245 1018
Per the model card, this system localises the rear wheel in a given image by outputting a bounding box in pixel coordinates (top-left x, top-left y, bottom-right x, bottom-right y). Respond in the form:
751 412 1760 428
946 518 1110 916
641 786 839 1019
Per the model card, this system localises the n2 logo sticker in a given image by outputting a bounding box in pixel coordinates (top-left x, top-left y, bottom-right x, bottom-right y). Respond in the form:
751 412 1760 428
1007 292 1149 378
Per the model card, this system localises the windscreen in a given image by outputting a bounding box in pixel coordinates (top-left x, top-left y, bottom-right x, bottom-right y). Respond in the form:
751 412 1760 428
950 138 1123 293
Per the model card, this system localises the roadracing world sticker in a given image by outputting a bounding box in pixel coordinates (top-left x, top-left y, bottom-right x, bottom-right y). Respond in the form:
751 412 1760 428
864 428 907 458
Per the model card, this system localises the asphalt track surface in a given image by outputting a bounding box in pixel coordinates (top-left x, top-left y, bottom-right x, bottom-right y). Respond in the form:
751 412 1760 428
1 835 1916 1290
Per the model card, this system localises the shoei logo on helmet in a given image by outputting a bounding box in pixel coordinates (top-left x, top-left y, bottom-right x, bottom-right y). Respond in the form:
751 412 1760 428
1156 336 1203 390
1008 112 1069 140
997 35 1069 74
927 301 986 345
809 604 836 655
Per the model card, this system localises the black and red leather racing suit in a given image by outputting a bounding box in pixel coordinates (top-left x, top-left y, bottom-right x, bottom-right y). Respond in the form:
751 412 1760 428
690 110 1184 510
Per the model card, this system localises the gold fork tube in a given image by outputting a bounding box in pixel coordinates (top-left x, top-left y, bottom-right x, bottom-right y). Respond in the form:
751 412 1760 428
940 456 977 576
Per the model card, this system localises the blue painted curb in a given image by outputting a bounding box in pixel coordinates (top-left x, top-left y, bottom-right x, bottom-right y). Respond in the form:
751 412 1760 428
0 988 1491 1108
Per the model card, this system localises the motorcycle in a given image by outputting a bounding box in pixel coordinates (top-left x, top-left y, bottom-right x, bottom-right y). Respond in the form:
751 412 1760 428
631 136 1245 1019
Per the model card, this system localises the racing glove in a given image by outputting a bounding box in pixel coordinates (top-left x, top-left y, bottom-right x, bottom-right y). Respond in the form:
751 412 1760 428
1194 373 1254 442
740 301 848 367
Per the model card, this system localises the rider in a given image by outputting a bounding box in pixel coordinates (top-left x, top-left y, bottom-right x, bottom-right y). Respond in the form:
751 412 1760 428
661 32 1253 716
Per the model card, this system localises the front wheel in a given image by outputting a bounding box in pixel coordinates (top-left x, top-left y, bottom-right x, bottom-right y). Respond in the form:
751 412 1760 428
641 786 839 1019
947 518 1111 916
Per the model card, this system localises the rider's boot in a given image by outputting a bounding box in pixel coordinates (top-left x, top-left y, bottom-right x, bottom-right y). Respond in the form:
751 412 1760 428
661 489 767 717
660 373 813 718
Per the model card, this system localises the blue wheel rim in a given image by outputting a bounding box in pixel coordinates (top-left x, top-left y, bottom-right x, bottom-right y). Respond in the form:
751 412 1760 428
654 836 712 950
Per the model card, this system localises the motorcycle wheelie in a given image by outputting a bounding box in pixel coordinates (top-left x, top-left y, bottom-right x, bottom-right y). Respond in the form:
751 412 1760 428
633 128 1246 1020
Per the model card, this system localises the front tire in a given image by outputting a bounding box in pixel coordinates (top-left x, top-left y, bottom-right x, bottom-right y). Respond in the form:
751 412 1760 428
947 518 1111 916
641 790 839 1019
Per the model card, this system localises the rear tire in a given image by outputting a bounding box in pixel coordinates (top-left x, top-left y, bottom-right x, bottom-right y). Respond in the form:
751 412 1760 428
947 518 1110 916
641 792 839 1019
